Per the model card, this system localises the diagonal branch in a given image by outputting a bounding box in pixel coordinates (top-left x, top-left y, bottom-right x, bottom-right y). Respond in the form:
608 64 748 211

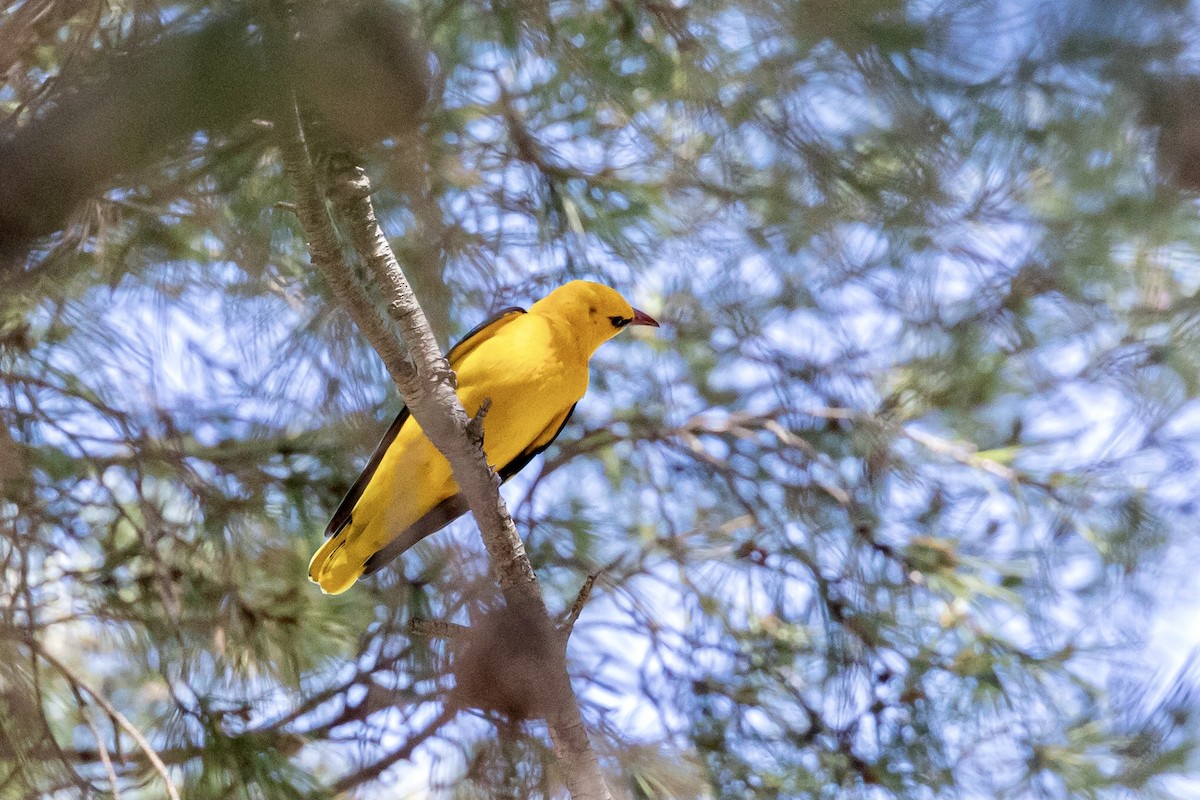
277 97 415 392
322 157 542 595
560 573 599 638
279 105 611 800
329 706 455 795
28 639 180 800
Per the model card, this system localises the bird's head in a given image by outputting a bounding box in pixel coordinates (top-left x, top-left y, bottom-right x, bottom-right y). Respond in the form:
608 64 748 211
531 280 659 357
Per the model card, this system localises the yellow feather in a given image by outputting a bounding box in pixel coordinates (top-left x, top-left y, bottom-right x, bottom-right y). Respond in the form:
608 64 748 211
309 281 656 594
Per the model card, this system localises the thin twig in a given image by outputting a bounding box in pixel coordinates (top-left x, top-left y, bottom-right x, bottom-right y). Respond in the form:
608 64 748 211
560 574 599 638
80 709 122 798
30 642 181 800
901 426 1018 482
409 619 471 639
329 706 455 794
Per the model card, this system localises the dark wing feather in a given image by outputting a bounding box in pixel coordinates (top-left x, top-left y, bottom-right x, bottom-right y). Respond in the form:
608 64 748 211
498 402 576 481
361 494 470 576
323 306 527 538
324 407 410 538
358 402 579 575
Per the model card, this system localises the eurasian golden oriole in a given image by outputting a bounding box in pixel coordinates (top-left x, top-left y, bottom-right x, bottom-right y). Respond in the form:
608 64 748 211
309 280 659 594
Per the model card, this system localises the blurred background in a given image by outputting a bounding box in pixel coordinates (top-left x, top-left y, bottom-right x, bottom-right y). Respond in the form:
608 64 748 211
5 0 1200 797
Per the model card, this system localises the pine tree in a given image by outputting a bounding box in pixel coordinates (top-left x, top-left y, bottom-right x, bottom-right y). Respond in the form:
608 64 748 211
3 0 1200 797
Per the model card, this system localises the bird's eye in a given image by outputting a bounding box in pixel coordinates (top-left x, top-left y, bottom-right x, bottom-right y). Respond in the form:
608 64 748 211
609 315 631 328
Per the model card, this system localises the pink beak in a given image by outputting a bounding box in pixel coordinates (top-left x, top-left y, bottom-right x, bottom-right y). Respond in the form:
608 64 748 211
631 307 660 327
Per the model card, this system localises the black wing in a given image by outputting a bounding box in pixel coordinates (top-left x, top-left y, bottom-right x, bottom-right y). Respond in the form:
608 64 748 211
358 402 578 575
498 402 576 481
323 306 527 538
361 494 470 576
323 406 411 538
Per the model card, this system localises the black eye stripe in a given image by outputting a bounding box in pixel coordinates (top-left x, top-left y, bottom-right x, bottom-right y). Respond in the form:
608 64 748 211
608 315 631 328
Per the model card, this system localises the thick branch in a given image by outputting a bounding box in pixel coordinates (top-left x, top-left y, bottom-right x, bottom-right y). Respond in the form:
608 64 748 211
280 121 610 799
325 159 610 800
277 102 414 390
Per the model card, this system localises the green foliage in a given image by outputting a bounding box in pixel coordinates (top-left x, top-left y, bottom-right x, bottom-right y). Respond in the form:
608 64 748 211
5 0 1200 798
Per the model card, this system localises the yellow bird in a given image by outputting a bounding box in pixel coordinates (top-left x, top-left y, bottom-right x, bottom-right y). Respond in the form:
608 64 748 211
309 280 659 594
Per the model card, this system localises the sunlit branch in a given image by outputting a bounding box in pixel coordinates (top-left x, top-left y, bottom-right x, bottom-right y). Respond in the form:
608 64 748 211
279 89 612 799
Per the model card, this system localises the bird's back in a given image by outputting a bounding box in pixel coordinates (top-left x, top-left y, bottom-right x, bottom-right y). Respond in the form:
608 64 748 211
309 309 588 593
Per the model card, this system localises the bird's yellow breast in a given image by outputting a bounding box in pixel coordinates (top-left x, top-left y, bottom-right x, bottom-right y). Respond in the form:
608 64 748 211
456 313 588 461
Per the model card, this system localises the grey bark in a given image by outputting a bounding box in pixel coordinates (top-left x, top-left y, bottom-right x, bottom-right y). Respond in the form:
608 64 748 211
279 104 612 800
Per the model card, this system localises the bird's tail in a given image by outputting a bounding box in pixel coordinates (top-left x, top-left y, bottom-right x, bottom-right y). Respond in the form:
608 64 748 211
308 494 470 595
308 528 363 595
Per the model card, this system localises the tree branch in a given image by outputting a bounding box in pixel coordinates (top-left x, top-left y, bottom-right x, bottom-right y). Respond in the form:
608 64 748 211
279 105 611 800
277 99 415 391
329 706 454 795
409 619 471 639
322 158 547 594
28 639 181 800
560 573 599 638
